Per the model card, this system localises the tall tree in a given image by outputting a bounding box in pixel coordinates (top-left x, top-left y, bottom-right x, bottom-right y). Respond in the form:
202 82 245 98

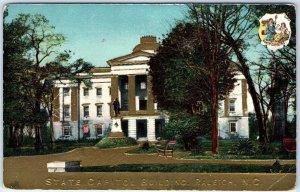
189 4 269 141
3 10 32 148
4 13 93 149
254 5 296 141
149 21 236 153
188 4 296 143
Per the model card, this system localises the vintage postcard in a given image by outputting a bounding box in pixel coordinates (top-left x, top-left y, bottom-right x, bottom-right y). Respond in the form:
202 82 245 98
2 2 296 191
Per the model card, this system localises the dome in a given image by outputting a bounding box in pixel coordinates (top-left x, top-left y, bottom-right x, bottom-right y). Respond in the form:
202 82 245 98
132 36 159 53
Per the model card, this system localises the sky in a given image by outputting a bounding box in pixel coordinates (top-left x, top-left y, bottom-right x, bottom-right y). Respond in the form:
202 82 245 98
5 4 188 67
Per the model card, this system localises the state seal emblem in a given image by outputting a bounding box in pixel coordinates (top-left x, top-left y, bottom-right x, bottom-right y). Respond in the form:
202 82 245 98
259 13 291 51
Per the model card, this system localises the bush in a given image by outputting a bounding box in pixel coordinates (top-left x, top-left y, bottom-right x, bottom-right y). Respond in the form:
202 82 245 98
162 112 210 150
256 142 284 157
228 139 256 156
248 112 259 140
191 137 204 155
95 137 137 148
141 142 151 150
80 163 296 173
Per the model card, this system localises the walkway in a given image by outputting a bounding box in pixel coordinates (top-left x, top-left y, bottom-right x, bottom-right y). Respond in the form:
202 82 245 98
3 146 296 190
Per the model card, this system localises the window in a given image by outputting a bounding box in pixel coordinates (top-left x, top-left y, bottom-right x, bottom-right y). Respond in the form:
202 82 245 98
140 82 146 89
63 105 70 117
229 122 237 133
63 88 70 96
229 99 236 112
139 99 147 110
97 105 102 116
83 106 89 117
95 124 103 136
83 88 89 96
96 88 102 96
63 126 71 136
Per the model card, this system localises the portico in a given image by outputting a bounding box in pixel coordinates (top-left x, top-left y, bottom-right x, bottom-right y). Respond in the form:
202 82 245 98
107 36 165 141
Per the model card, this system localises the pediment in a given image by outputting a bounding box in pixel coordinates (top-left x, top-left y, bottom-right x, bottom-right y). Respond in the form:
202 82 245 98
123 56 150 62
107 51 154 66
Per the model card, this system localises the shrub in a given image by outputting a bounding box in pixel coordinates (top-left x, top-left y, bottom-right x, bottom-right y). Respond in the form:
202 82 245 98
191 137 204 155
228 139 256 156
270 158 282 173
248 112 259 140
162 112 210 150
141 142 151 150
256 142 284 157
95 137 137 148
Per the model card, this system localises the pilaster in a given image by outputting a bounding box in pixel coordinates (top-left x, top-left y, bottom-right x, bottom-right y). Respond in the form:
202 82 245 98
128 75 136 115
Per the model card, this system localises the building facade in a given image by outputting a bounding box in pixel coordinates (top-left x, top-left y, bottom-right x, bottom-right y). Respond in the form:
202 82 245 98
218 72 254 139
52 36 165 141
52 36 253 141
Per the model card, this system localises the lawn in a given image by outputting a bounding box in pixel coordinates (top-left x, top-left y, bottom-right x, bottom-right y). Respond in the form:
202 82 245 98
4 139 100 157
127 139 295 160
127 140 239 154
183 153 295 160
80 163 296 173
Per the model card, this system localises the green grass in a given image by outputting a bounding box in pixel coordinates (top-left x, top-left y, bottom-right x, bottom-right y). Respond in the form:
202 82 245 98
127 140 295 160
128 140 239 154
95 137 137 148
127 143 186 154
80 163 296 173
4 139 100 157
183 153 295 160
202 140 239 151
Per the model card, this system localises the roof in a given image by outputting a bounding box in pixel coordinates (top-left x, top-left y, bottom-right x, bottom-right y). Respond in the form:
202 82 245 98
107 36 159 66
107 51 155 66
89 67 111 73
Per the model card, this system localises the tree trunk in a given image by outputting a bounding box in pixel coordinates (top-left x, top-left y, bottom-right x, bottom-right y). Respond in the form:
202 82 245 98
8 123 18 148
13 124 19 148
271 99 285 142
34 100 43 150
19 124 24 147
34 124 43 149
271 67 287 142
49 116 55 149
211 81 218 154
8 124 14 148
228 39 268 143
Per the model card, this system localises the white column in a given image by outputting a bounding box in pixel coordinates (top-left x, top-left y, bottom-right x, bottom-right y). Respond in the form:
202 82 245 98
147 118 156 141
135 96 140 111
59 88 63 120
128 119 136 139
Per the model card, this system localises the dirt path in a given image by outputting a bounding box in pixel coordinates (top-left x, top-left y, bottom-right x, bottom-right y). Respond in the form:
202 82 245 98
3 146 296 190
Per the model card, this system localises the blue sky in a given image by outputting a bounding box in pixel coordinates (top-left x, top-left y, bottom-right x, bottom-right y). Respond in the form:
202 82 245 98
6 4 187 67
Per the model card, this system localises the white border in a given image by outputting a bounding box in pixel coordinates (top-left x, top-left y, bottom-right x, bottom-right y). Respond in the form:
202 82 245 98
0 1 298 192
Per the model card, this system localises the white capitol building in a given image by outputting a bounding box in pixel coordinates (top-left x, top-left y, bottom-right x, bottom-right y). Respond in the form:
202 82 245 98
52 36 253 142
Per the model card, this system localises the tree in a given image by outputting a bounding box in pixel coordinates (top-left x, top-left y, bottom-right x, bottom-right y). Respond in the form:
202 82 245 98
162 112 210 150
188 4 296 144
189 4 269 142
149 21 236 153
3 13 94 149
254 5 296 141
3 10 32 148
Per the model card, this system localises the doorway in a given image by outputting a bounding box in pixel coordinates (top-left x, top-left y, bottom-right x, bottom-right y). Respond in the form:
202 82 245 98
121 120 128 137
136 119 147 139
